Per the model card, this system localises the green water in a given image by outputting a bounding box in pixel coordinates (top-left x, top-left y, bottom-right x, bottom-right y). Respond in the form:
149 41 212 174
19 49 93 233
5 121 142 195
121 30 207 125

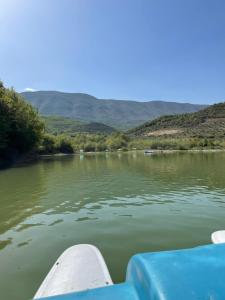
1 151 225 299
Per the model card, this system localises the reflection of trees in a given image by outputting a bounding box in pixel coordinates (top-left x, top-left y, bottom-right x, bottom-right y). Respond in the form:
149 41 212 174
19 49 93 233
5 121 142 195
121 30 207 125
1 152 225 236
66 151 225 196
37 152 225 216
0 162 47 235
126 152 225 191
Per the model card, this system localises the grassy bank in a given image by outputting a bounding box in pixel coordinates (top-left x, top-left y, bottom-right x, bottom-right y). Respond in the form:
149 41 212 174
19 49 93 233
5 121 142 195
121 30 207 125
128 137 225 151
38 134 225 154
38 132 129 154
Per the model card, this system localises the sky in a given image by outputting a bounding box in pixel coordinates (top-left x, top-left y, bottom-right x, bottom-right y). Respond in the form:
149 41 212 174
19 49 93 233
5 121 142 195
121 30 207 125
0 0 225 104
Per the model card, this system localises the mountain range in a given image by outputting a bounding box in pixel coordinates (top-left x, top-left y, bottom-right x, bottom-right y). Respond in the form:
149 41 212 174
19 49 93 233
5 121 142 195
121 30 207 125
21 91 206 130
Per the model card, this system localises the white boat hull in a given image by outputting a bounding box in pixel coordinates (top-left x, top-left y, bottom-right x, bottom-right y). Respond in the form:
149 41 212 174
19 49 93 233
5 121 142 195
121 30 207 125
211 230 225 244
34 244 113 299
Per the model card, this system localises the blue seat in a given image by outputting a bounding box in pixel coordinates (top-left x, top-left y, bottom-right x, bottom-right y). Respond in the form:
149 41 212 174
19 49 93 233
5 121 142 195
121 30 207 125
38 243 225 300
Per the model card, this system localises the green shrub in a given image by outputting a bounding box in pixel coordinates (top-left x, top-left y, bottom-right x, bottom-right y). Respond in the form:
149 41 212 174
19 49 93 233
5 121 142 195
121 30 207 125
95 143 107 152
83 142 96 152
39 134 57 154
56 136 74 153
106 133 129 150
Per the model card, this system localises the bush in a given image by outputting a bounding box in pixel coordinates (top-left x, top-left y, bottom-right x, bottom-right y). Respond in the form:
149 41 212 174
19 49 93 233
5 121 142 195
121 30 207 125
83 142 96 152
56 136 74 153
106 133 129 150
95 143 107 152
38 134 57 154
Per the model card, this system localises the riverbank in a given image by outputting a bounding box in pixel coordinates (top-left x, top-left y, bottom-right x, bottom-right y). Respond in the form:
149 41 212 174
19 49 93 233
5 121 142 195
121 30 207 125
1 146 225 170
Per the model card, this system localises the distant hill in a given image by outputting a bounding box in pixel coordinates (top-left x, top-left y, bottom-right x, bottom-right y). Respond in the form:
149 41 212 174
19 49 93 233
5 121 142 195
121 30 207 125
21 91 206 130
43 116 116 135
129 102 225 139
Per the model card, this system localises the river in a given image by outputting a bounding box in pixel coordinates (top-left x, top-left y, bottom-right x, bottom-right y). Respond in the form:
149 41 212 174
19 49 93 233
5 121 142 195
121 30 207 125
0 151 225 299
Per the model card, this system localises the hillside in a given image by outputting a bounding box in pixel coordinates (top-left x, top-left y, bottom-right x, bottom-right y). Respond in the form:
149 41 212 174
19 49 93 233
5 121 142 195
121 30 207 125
21 91 206 130
43 116 116 135
130 102 225 139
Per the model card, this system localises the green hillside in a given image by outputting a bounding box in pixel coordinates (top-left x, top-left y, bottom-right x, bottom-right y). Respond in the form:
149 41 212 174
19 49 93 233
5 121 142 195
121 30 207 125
129 102 225 139
21 91 206 130
43 116 116 135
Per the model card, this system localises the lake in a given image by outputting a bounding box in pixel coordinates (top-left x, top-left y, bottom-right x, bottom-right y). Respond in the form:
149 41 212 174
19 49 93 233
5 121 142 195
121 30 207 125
1 151 225 300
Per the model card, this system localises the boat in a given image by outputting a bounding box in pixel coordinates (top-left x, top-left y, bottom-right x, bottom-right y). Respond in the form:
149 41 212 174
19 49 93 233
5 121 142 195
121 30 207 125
144 149 155 154
34 230 225 300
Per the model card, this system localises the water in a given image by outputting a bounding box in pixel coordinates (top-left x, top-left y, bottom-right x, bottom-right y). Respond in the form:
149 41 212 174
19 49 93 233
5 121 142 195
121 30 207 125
1 151 225 300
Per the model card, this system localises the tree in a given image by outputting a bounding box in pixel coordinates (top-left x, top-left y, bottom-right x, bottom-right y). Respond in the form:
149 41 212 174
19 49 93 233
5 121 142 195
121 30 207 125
106 133 129 150
39 134 56 154
0 82 44 159
56 135 74 153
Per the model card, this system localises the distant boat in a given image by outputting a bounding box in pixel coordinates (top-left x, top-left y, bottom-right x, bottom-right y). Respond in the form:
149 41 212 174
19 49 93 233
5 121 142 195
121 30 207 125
144 149 155 154
34 230 225 300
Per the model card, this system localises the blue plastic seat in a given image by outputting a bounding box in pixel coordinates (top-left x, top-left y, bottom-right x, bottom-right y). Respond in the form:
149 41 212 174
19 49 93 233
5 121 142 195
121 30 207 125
38 243 225 300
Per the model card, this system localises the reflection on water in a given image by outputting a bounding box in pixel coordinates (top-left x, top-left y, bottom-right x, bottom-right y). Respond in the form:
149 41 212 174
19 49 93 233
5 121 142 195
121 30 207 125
0 152 225 300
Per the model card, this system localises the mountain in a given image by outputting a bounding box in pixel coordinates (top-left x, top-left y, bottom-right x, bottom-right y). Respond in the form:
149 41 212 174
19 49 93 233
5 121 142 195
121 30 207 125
129 102 225 138
43 116 116 135
21 91 206 130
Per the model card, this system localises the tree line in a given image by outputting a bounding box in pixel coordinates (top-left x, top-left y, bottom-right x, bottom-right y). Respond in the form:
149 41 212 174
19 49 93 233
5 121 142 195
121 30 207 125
0 82 129 162
0 82 44 163
1 82 225 167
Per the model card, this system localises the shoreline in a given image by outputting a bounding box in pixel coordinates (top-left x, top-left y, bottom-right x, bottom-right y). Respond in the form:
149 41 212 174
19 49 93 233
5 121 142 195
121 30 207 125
1 148 224 170
39 148 225 157
0 149 225 170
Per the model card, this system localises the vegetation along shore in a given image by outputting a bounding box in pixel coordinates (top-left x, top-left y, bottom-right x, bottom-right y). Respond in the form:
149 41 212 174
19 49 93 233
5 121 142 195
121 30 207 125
1 82 225 167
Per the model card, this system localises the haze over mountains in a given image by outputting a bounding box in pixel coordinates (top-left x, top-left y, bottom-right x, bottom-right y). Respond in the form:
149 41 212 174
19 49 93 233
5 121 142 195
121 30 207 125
22 91 207 130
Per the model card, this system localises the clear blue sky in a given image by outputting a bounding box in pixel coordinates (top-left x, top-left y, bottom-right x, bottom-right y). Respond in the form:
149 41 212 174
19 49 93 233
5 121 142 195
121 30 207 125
0 0 225 104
